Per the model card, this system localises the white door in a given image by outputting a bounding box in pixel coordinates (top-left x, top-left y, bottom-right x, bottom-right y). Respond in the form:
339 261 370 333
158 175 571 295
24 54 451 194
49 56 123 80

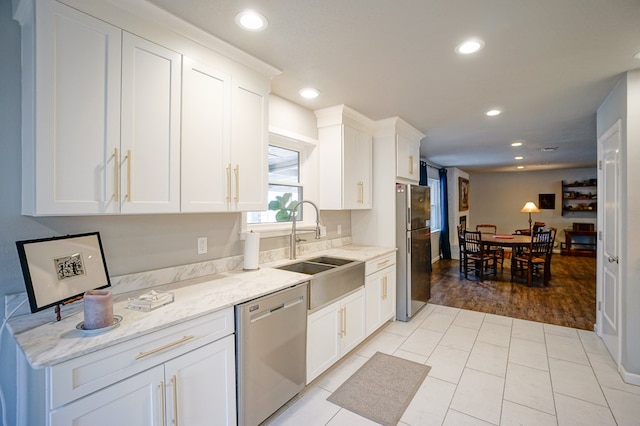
230 76 269 211
343 126 372 209
120 33 181 214
164 336 236 426
396 134 419 182
50 366 164 425
598 119 621 362
181 57 231 212
341 289 366 354
365 271 383 336
36 2 121 215
306 301 341 383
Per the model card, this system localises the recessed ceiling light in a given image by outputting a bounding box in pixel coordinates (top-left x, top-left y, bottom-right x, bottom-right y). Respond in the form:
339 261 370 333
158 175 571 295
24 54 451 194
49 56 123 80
517 166 525 169
511 141 523 147
235 10 268 31
634 51 640 59
514 156 524 160
455 38 485 55
299 88 320 99
486 109 501 117
541 146 558 152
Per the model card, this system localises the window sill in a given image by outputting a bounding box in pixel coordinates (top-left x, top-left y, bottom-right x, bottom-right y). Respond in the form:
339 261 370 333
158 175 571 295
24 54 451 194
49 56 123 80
241 224 318 239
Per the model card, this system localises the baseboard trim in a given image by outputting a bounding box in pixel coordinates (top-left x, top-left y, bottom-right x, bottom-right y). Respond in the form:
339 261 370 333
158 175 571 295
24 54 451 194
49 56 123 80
620 364 640 386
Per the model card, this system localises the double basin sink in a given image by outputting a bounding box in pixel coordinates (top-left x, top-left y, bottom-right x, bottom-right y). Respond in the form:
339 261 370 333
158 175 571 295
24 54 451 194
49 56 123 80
277 256 365 312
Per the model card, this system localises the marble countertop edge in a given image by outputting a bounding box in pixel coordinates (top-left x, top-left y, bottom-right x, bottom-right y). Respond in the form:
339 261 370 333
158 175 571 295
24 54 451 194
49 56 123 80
9 244 396 368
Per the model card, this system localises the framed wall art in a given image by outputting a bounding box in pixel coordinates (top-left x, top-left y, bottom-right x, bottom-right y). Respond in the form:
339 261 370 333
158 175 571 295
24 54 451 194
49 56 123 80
458 177 469 211
538 193 556 210
16 232 111 313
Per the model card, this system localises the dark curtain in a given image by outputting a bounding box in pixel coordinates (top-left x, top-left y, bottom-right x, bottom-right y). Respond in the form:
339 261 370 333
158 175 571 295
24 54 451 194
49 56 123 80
439 168 452 259
419 160 428 186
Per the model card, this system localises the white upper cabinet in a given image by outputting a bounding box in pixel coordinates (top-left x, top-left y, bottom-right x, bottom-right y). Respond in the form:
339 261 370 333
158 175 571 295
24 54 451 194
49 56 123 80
229 74 269 212
20 1 122 215
181 57 268 212
16 0 274 215
376 117 424 184
396 133 421 182
120 33 182 214
316 105 374 210
181 57 231 212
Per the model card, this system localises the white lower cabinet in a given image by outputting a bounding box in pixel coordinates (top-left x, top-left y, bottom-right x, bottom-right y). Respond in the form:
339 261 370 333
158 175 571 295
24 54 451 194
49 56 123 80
51 336 235 426
18 308 236 426
306 288 365 383
365 253 397 337
50 365 165 425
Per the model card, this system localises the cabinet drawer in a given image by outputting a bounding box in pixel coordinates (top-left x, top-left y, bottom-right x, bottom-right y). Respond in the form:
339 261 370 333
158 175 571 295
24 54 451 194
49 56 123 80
365 253 396 276
50 308 233 409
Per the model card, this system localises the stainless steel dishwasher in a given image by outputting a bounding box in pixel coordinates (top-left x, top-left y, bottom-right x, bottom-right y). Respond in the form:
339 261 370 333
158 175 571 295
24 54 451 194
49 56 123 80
235 281 308 426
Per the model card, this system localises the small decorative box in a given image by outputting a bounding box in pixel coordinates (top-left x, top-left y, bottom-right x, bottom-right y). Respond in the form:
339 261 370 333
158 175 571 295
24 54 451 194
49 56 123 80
127 290 174 312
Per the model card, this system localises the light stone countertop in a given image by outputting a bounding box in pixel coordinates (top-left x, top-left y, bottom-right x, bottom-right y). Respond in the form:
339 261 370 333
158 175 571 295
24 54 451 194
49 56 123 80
9 244 395 368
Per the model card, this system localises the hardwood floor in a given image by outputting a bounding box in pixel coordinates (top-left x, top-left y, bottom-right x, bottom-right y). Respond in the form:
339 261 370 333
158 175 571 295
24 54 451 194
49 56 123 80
429 254 596 330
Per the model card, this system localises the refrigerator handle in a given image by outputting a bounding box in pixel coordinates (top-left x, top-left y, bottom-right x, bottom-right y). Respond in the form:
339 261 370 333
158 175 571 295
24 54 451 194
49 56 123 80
407 207 411 229
407 233 411 254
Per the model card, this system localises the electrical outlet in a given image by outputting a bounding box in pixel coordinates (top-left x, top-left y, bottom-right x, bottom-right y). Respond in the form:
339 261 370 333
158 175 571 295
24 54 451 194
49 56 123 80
337 225 342 235
320 225 327 237
197 237 207 254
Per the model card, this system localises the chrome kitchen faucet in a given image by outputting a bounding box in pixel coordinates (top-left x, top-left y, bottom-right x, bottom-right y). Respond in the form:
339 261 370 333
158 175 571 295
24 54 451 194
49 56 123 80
290 200 321 259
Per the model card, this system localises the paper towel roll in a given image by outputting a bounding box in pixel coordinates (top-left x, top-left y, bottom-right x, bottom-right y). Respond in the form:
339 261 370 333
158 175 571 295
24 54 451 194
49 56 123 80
243 231 260 270
83 290 113 330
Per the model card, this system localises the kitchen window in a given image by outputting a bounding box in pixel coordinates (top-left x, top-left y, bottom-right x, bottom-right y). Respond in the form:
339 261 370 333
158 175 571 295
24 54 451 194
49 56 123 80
243 133 317 236
428 177 441 231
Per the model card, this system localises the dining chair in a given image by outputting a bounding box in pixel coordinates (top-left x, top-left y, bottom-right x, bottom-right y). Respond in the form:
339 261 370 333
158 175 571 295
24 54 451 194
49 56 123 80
476 224 505 270
512 229 553 286
457 224 467 274
538 227 557 283
463 230 497 282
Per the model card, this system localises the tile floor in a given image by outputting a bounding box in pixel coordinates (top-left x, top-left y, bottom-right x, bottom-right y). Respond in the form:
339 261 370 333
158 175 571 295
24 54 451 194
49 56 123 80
268 304 640 426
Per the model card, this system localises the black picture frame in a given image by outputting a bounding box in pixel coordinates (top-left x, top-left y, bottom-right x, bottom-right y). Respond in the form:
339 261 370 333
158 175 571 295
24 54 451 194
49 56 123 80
538 193 556 210
458 177 469 211
16 232 111 313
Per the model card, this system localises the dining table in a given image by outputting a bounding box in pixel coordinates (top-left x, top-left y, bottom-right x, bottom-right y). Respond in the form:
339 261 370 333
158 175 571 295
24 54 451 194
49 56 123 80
480 233 532 270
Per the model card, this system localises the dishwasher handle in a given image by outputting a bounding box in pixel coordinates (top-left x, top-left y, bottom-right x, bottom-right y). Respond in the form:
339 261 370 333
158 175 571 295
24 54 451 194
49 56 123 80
250 295 305 324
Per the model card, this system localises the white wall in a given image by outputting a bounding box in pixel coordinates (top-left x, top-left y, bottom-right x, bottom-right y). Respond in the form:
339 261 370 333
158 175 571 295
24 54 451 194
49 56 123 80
597 69 640 380
447 167 469 259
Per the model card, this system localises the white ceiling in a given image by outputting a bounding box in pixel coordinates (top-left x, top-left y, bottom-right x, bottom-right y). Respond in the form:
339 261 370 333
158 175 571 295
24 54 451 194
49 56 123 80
147 0 640 173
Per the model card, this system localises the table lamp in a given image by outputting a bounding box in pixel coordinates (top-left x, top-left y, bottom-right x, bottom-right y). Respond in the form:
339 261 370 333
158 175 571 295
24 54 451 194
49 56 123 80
520 201 540 231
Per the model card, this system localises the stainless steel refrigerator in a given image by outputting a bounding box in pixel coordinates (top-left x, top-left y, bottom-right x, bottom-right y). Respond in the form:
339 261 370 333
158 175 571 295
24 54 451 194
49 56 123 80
396 183 432 321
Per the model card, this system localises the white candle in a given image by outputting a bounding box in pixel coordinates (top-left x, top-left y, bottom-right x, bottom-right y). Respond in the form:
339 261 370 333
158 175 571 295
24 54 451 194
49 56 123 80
83 290 113 330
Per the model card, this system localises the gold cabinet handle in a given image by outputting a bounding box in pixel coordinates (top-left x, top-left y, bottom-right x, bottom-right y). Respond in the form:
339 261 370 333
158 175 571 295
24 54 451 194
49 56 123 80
234 165 240 202
159 381 166 426
344 306 347 336
339 307 346 337
377 259 390 268
125 149 132 201
382 276 387 300
226 164 231 202
135 335 194 360
171 375 179 426
409 155 414 175
357 181 364 204
114 147 120 200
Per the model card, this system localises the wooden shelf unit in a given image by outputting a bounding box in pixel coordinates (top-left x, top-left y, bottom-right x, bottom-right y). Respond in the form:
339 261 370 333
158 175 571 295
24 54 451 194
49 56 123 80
562 180 597 216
